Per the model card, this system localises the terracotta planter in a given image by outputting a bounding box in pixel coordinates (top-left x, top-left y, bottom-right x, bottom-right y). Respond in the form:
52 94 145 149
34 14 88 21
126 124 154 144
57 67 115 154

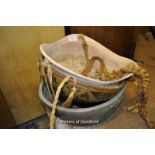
40 34 134 104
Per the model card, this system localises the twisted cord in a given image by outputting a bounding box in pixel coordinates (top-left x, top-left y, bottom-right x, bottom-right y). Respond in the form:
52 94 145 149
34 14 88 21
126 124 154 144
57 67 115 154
50 76 76 129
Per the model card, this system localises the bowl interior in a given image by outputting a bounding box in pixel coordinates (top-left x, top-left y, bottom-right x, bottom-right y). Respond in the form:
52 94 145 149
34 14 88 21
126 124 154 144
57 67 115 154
40 34 134 86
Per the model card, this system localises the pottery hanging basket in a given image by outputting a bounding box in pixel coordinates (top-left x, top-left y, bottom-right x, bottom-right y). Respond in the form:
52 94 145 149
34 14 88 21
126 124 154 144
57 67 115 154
39 34 135 104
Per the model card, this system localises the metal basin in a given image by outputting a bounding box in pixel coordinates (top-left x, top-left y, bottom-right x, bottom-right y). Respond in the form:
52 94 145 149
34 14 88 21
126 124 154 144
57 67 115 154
39 81 126 125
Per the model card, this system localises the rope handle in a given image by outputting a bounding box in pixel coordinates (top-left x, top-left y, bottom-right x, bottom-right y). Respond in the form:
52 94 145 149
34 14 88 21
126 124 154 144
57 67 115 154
39 55 77 128
78 34 109 81
78 34 89 61
50 76 76 129
39 55 55 99
81 56 109 81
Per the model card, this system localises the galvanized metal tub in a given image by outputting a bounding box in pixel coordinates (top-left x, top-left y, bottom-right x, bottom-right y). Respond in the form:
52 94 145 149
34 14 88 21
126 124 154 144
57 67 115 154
39 81 126 125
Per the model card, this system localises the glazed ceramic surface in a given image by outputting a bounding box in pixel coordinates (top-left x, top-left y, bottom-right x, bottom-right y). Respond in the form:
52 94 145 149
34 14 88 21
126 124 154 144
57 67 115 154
40 34 134 103
40 34 134 88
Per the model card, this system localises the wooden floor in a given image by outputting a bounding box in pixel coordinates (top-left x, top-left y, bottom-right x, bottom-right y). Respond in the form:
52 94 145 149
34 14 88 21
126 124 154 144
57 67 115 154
0 26 64 124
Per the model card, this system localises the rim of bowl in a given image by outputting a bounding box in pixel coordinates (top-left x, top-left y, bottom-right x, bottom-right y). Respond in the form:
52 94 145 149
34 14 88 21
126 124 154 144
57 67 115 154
39 81 126 113
40 35 133 87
